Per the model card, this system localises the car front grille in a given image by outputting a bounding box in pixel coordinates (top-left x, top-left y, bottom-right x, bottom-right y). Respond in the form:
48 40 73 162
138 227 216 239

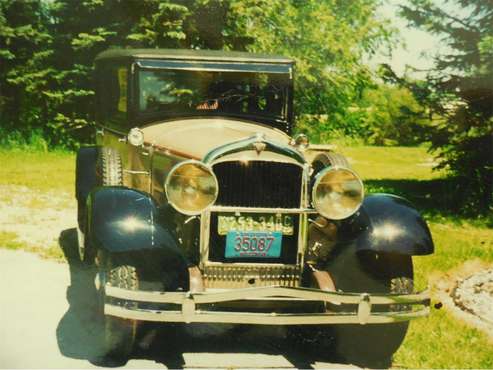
212 161 303 208
207 160 303 265
203 264 302 288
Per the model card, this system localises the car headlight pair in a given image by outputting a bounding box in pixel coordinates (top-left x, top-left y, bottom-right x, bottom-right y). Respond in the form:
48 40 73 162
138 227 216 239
166 160 364 220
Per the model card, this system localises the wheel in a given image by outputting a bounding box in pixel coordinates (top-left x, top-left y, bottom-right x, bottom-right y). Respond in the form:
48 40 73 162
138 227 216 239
80 147 123 264
76 147 99 229
97 261 138 365
75 147 99 263
292 252 413 367
330 251 414 367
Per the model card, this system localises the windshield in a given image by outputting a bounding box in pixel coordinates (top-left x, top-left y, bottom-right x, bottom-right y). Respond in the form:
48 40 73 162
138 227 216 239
138 69 290 123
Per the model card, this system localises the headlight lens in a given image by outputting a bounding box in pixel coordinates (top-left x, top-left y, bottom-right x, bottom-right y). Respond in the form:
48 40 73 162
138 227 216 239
312 166 364 220
165 160 218 215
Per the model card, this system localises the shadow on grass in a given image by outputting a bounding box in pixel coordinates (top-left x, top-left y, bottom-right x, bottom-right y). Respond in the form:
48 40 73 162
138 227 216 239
365 178 492 226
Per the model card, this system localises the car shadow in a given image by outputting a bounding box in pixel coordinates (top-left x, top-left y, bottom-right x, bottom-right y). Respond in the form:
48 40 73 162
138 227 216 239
55 228 106 362
133 323 344 369
55 228 364 369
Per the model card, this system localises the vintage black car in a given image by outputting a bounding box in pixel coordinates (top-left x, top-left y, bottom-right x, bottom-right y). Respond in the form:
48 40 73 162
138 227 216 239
75 48 434 365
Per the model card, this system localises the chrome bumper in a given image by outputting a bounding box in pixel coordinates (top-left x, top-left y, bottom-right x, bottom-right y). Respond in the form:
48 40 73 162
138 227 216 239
105 285 430 325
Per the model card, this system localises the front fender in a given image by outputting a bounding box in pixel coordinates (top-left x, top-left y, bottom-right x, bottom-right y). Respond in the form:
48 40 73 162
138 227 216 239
87 186 181 254
343 194 434 256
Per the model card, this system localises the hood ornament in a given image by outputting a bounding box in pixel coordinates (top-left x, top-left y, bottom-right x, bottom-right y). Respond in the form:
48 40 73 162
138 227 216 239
252 133 267 155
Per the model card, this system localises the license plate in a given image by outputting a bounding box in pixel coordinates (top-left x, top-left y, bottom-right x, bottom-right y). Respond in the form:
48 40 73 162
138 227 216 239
217 213 293 235
225 231 282 258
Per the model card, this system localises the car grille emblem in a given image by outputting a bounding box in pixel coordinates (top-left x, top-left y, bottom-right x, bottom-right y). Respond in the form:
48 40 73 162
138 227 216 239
253 134 267 155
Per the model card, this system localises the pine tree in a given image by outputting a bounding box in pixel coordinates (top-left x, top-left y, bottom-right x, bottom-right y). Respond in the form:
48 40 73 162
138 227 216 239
0 0 52 141
400 0 493 214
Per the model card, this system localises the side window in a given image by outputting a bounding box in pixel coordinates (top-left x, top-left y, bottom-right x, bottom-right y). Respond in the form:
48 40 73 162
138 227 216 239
117 67 128 113
96 64 128 130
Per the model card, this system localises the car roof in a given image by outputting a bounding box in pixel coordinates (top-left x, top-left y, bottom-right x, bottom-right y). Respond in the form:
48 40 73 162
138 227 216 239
95 48 294 64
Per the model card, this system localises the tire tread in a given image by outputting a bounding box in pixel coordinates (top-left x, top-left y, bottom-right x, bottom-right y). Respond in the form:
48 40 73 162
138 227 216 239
100 147 123 186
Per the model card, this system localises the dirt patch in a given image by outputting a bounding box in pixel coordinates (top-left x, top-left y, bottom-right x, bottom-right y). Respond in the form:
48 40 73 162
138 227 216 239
452 269 493 324
433 260 493 342
0 184 76 249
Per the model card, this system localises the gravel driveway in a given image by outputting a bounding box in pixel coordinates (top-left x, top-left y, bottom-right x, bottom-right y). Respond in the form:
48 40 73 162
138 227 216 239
0 185 75 249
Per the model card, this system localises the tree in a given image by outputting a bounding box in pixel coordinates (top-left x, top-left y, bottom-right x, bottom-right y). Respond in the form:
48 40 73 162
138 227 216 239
398 0 493 215
0 0 52 146
357 84 430 146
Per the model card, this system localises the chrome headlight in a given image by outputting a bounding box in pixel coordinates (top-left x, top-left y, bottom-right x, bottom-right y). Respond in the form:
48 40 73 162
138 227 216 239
312 166 364 220
165 160 218 215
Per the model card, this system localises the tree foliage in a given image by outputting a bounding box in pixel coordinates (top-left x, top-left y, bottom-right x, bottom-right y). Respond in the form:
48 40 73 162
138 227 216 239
358 84 430 146
0 0 393 147
0 0 52 143
398 0 493 214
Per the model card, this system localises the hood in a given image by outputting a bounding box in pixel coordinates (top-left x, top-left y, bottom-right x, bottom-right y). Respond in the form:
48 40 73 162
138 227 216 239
141 118 294 161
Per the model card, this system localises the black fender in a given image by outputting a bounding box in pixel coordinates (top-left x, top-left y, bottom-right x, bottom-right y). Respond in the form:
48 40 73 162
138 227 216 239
87 186 190 290
342 194 434 256
87 186 183 255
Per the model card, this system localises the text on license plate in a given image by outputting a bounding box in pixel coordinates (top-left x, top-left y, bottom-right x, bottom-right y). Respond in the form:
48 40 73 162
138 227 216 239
225 231 282 258
218 213 293 235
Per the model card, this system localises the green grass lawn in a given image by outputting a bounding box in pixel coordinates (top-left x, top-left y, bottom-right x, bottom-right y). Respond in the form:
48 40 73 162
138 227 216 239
341 145 445 181
0 149 74 191
1 146 492 368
